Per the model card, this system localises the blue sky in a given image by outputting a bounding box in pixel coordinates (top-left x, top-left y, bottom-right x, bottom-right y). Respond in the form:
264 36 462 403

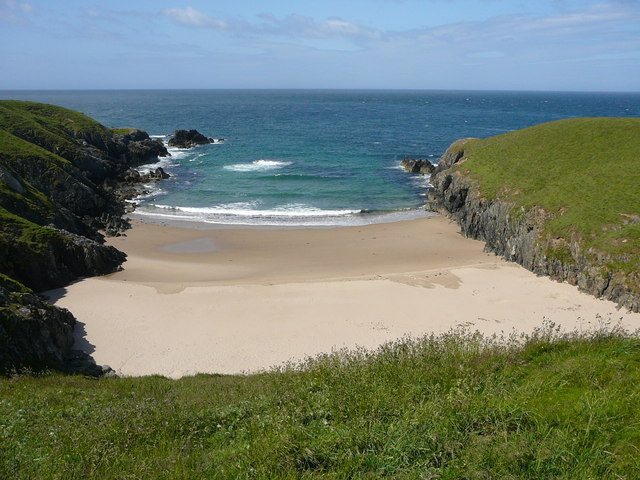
1 0 638 91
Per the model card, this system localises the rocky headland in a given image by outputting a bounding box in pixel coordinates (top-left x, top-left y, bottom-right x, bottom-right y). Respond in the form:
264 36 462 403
0 101 172 375
427 119 640 312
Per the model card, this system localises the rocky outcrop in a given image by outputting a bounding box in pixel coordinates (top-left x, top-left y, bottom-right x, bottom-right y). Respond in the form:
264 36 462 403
0 101 174 375
400 157 435 174
427 141 640 312
0 281 113 376
0 227 126 292
0 284 75 375
168 129 216 148
432 138 475 174
113 129 169 167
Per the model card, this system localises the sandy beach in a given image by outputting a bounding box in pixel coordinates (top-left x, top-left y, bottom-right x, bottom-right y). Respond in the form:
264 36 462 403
48 216 640 378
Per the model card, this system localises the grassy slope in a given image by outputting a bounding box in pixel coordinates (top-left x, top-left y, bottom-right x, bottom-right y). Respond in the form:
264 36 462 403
0 101 115 289
1 327 640 479
0 126 79 289
456 118 640 277
0 100 111 152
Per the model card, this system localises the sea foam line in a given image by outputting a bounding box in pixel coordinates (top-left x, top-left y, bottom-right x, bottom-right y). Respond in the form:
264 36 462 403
224 159 293 172
145 203 360 218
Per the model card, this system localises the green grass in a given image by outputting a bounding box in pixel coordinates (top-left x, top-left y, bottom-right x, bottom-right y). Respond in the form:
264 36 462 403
1 325 639 479
456 117 640 281
110 127 136 135
0 100 111 146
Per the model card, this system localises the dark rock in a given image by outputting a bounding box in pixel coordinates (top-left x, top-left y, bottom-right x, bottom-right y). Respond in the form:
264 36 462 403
65 349 117 377
0 227 126 292
0 287 75 375
400 157 436 174
168 129 214 148
146 167 171 180
0 286 115 377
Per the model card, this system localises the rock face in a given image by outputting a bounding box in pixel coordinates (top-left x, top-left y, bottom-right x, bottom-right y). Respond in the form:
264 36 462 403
0 282 113 376
427 140 640 313
0 228 127 292
168 129 215 148
0 100 173 375
400 157 436 174
0 284 75 375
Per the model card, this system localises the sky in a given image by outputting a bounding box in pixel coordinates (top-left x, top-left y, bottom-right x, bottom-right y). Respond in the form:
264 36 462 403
0 0 638 91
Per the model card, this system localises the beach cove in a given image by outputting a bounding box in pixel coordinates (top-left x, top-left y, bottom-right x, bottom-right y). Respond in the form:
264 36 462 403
49 216 640 378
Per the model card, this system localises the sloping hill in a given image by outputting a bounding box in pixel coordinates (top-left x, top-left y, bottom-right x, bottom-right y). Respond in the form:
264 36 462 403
429 117 640 311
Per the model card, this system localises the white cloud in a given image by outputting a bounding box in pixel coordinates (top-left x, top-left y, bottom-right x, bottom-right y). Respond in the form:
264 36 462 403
162 6 382 42
0 0 32 23
162 6 229 29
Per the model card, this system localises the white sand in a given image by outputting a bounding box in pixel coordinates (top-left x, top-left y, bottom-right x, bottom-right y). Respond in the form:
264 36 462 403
48 216 640 378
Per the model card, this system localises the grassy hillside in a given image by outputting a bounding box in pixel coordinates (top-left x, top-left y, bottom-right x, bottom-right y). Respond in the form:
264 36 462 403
456 118 640 279
1 327 640 479
0 100 112 157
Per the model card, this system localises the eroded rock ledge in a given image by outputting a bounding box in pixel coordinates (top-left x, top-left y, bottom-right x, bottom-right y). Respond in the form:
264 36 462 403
427 140 639 313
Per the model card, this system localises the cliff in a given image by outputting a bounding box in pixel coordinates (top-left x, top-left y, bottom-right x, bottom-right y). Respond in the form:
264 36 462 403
428 118 640 312
0 100 168 374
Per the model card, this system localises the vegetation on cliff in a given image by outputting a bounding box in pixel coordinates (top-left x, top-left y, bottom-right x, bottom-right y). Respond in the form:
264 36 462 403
429 117 640 311
0 100 167 374
2 326 639 478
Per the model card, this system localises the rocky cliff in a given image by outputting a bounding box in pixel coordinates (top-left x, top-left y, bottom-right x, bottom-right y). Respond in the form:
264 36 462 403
0 101 169 375
427 119 640 312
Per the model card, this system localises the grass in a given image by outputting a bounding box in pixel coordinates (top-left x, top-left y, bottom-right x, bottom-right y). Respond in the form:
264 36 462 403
111 127 137 135
455 117 640 285
0 100 111 147
1 324 640 479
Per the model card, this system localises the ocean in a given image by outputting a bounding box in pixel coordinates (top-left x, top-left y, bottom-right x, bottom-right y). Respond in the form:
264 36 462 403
2 90 639 227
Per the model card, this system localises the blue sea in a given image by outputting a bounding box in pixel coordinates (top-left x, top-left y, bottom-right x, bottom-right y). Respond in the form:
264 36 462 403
2 90 639 227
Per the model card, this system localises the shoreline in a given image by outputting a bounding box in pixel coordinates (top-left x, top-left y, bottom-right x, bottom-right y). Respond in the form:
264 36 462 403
126 204 436 230
48 216 640 378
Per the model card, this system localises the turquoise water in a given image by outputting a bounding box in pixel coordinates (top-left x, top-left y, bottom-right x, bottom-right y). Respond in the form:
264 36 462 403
2 90 639 226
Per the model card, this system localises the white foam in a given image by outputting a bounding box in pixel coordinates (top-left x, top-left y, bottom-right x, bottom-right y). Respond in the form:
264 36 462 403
134 200 435 227
224 159 292 173
146 202 358 218
166 147 191 159
134 185 167 200
134 205 434 227
135 156 177 174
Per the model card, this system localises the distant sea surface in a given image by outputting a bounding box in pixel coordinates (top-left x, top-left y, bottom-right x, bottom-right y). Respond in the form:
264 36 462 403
2 90 639 227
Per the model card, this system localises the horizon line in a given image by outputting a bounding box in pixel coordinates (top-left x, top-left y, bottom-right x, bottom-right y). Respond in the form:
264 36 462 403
1 87 639 95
